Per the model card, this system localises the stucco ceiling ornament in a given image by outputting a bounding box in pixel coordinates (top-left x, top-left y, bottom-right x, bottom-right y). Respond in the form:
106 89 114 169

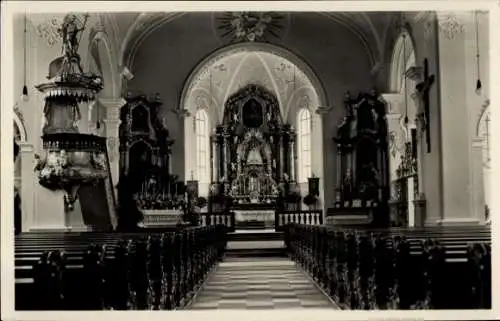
298 94 311 110
36 17 63 46
438 13 464 40
217 12 286 43
195 94 211 110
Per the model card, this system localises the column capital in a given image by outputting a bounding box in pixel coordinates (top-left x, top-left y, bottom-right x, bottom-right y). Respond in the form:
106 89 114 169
98 97 127 108
98 97 127 120
380 93 403 114
102 118 121 127
472 136 484 147
315 106 333 116
386 113 402 120
17 142 34 153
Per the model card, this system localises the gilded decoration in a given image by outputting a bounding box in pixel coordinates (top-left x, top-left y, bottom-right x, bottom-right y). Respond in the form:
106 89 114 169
215 12 288 43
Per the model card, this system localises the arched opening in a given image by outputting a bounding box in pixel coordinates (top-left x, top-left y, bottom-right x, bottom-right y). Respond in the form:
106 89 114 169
13 111 26 235
14 121 22 234
182 43 328 212
388 30 420 227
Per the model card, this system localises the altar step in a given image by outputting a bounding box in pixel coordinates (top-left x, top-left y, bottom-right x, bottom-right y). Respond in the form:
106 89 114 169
226 240 286 258
228 230 283 242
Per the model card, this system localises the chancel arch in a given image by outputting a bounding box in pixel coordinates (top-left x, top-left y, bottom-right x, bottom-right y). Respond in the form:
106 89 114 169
182 43 327 206
180 42 328 123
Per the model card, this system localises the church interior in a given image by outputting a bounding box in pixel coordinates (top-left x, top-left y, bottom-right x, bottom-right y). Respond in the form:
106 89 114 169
10 10 492 311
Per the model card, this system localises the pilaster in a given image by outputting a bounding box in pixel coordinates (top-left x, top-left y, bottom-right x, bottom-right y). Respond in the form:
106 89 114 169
435 12 477 225
18 142 35 232
99 97 126 196
471 137 486 223
314 107 328 215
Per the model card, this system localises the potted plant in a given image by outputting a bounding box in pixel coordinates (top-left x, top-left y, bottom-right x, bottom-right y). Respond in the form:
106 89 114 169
196 196 207 209
303 194 317 209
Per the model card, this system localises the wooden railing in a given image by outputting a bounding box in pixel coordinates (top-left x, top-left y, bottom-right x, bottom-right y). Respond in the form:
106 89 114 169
275 210 323 231
200 212 236 232
16 225 228 310
284 224 491 310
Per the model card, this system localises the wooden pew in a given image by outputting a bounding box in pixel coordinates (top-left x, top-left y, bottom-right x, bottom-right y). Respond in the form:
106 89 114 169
15 225 228 310
284 224 491 310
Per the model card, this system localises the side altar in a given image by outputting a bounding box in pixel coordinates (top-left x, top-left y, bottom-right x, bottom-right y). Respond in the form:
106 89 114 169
208 84 301 228
327 89 390 227
118 93 185 228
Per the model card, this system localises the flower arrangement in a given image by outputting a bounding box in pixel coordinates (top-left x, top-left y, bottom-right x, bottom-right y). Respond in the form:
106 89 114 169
196 196 208 209
135 193 185 210
303 194 317 207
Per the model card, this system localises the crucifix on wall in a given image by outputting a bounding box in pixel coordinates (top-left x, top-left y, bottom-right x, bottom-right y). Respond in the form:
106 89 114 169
415 58 435 153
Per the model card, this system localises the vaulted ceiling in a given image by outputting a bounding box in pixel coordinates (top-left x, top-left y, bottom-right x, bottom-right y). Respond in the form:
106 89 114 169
183 47 320 122
101 11 401 73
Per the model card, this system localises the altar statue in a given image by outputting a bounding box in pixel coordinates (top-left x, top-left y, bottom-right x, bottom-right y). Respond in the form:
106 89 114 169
249 176 257 193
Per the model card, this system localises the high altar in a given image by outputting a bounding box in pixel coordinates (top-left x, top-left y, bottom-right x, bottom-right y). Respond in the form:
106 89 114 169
328 89 390 227
209 84 299 228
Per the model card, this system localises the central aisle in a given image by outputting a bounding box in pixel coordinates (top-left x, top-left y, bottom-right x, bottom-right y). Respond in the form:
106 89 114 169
188 257 338 310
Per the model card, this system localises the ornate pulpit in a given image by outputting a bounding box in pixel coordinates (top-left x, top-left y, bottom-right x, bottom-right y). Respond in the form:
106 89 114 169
328 89 390 227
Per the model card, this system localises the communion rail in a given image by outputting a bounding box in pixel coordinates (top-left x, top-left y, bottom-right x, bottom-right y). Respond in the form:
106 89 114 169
15 225 228 310
284 224 491 310
200 211 236 232
275 210 323 231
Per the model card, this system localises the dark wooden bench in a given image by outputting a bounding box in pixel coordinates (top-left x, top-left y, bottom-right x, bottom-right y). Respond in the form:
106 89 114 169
15 225 228 310
284 224 491 310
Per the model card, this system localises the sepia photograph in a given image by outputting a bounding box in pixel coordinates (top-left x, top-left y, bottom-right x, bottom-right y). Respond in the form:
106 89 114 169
1 1 497 319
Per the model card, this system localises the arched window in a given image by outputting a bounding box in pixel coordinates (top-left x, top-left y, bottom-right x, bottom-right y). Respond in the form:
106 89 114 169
478 109 491 169
195 109 210 184
478 104 491 214
297 108 312 183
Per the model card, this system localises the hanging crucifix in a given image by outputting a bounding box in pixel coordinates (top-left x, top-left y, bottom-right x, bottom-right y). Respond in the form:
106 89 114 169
416 59 435 153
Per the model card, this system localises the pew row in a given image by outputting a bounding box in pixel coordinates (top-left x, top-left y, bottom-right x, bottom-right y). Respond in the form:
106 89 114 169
15 225 228 310
284 224 491 310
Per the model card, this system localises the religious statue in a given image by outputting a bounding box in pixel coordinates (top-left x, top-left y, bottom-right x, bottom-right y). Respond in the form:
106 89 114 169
359 162 379 200
249 176 257 193
58 14 88 59
357 95 377 134
344 91 355 117
343 169 353 203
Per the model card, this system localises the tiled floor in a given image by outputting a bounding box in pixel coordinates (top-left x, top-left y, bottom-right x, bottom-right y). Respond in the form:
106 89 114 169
189 257 338 310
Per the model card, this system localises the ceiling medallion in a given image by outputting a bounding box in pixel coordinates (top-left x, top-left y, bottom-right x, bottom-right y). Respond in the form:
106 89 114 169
438 14 464 40
36 17 63 46
217 12 286 43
